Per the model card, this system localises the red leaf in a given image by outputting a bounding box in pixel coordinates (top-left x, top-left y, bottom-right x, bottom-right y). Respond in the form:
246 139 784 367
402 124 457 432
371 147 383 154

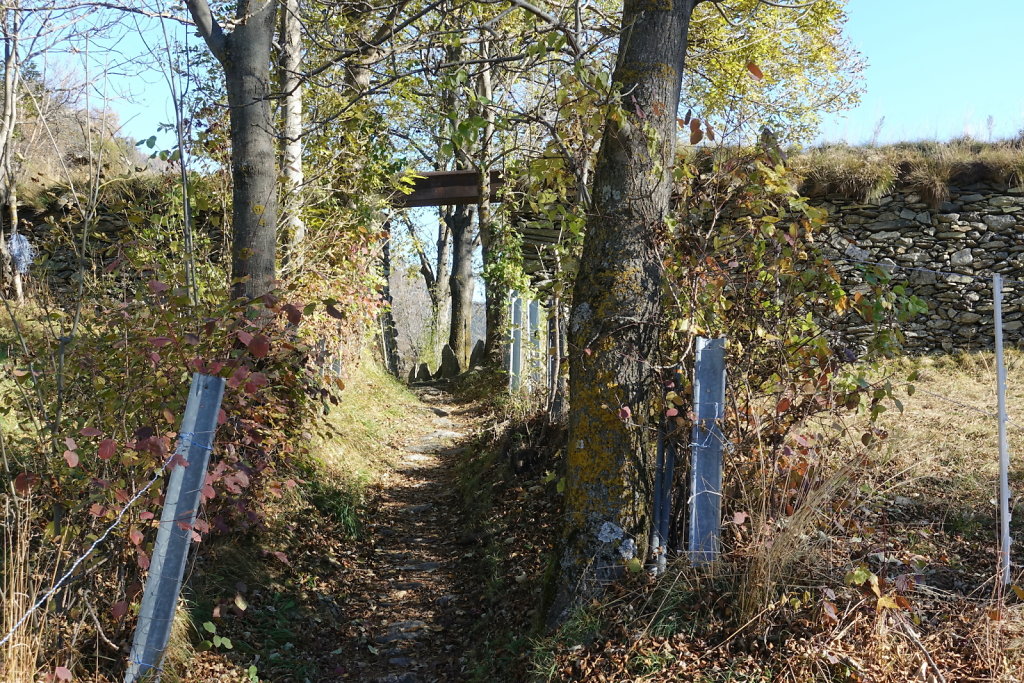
54 666 72 682
137 549 150 570
227 366 251 389
237 330 254 346
683 108 692 125
732 511 749 525
690 127 704 145
746 61 764 80
248 372 269 388
63 450 79 468
147 280 170 294
248 334 270 359
148 336 174 348
98 439 117 460
617 405 632 421
79 427 102 437
776 397 792 413
14 472 40 494
271 551 290 565
140 510 155 521
65 436 78 451
111 601 129 621
129 528 143 546
325 303 345 320
665 407 679 417
217 409 227 425
706 123 716 142
283 303 302 325
89 503 105 517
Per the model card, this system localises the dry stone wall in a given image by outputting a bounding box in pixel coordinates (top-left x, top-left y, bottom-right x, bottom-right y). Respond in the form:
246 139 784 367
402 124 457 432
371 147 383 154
814 182 1024 352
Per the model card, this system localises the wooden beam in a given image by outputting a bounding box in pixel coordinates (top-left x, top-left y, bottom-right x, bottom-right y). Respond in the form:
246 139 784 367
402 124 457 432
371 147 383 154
392 169 504 208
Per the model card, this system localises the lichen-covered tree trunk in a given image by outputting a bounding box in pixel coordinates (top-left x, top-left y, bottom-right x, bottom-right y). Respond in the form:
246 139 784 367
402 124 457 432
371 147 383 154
447 204 475 368
552 0 698 623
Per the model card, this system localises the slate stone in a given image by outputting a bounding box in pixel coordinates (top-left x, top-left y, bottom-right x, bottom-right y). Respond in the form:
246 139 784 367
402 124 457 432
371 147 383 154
469 339 486 367
436 344 461 379
950 248 973 266
415 363 432 382
983 214 1017 230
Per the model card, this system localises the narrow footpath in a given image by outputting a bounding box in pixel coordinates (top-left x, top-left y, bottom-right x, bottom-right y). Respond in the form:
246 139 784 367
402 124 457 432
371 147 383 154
343 386 487 682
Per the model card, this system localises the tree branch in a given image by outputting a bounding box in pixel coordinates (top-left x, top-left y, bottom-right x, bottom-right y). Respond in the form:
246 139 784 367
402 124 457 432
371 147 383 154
185 0 226 62
499 0 580 56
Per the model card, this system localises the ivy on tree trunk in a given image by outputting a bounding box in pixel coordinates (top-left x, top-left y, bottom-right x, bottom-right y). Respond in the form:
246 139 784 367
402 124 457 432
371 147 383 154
552 0 699 624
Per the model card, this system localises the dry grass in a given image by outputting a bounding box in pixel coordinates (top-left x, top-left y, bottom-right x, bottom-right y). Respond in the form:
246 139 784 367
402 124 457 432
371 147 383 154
1 492 51 682
792 138 1024 205
879 350 1024 512
539 350 1024 681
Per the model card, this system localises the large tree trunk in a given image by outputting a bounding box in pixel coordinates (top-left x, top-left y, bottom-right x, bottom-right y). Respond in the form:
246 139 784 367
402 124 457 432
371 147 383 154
446 203 475 369
187 0 279 302
225 0 278 301
552 0 697 624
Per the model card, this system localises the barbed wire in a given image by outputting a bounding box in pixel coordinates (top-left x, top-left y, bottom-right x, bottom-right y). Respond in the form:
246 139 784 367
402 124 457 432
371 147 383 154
0 429 217 649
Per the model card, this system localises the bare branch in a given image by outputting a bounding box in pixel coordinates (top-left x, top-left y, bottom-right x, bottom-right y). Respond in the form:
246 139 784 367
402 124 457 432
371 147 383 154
498 0 580 56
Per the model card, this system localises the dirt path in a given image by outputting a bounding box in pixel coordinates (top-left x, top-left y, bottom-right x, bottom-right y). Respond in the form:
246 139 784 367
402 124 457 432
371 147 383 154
343 386 486 682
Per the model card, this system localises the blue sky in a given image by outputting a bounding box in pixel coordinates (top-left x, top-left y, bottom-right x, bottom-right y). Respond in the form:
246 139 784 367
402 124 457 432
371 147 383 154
98 0 1024 147
817 0 1024 144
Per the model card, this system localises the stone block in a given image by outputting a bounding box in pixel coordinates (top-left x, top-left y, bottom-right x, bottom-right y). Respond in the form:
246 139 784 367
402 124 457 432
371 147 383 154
436 344 461 379
983 214 1017 230
469 339 486 368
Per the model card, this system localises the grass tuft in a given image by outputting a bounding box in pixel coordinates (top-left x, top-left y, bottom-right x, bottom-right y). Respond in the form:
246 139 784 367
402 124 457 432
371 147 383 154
792 138 1024 205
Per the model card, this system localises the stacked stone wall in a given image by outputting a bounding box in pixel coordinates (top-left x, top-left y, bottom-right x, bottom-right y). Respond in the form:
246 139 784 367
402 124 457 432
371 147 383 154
814 182 1024 352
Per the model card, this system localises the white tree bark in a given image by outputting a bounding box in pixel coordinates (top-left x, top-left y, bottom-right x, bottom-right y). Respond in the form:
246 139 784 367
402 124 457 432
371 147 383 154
280 0 305 266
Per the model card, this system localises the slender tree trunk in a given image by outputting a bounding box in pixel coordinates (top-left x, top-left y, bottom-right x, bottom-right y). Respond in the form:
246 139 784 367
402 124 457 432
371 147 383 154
446 204 474 368
187 0 279 301
0 4 22 302
280 0 305 269
482 236 510 368
552 0 698 624
477 38 510 369
380 222 400 375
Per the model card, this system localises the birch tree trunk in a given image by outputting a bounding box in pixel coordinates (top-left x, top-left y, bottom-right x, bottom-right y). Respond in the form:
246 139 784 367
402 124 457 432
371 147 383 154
0 3 22 302
552 0 699 623
280 0 305 269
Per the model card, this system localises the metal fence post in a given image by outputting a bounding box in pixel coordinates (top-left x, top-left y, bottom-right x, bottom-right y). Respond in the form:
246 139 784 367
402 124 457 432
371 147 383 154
528 299 540 389
510 294 523 391
994 274 1012 586
689 337 726 565
125 373 226 682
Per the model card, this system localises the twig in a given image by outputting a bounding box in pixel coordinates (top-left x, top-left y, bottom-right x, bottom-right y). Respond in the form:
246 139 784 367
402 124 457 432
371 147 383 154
85 599 121 653
895 613 947 683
